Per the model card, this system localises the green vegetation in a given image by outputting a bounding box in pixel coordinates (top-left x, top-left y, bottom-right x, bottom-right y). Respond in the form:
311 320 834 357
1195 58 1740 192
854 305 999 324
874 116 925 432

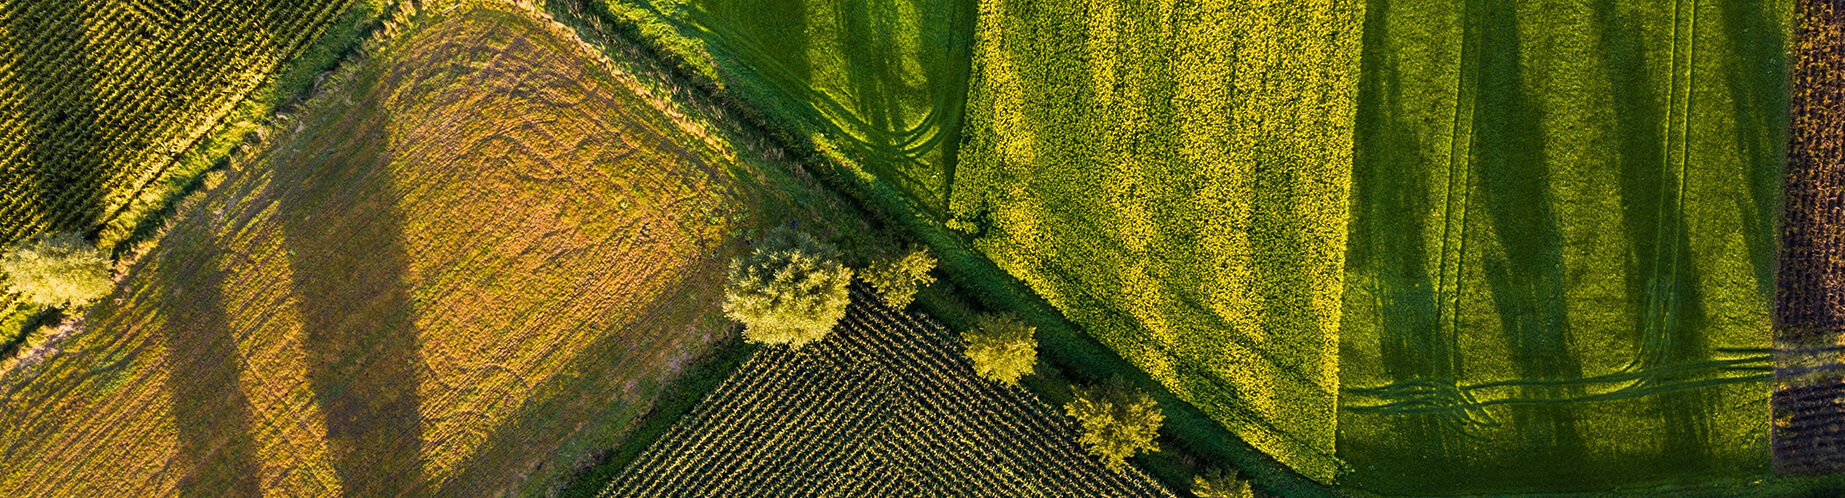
1066 378 1166 472
0 232 111 307
863 246 937 309
604 290 1173 496
724 227 854 348
954 0 1365 480
1192 468 1255 498
961 312 1036 385
579 0 976 214
1338 0 1790 493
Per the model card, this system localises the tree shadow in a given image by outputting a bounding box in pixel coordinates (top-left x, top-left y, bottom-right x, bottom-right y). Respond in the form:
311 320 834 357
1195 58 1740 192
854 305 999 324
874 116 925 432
270 100 425 495
2 3 105 243
1471 0 1590 473
1340 0 1459 466
1713 0 1788 305
427 256 728 495
160 227 262 496
1590 0 1720 473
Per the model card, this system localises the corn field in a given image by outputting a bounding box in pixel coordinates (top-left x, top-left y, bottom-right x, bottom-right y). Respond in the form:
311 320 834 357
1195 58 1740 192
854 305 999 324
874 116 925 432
604 286 1174 496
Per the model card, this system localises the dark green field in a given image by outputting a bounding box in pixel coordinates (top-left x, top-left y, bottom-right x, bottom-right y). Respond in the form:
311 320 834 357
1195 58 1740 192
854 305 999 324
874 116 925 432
597 0 975 214
1339 0 1788 493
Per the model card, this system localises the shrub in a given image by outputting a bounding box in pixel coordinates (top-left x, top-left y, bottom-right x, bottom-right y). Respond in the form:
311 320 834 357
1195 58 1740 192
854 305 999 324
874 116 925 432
0 232 112 307
722 227 853 348
1192 468 1255 498
961 312 1036 384
862 246 936 309
1065 378 1164 471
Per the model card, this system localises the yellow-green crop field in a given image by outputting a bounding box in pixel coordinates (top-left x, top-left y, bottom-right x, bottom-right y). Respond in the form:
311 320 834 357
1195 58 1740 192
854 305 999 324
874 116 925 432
952 0 1366 481
0 2 841 494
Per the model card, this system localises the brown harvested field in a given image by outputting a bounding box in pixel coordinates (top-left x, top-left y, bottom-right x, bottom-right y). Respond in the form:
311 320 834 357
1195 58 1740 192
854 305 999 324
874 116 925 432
1776 0 1845 476
0 2 834 495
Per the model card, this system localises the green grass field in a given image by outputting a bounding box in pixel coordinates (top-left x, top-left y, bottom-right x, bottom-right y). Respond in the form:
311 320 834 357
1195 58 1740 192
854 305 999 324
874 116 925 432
950 0 1366 481
1337 0 1788 493
579 0 974 215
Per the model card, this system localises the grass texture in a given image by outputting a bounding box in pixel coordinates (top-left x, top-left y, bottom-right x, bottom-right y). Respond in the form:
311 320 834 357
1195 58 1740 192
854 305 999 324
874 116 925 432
1337 0 1790 493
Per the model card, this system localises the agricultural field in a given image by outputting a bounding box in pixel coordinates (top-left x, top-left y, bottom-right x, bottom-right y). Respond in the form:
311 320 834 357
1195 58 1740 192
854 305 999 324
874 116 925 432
571 0 976 215
1776 0 1845 476
1338 0 1789 493
604 287 1173 496
0 0 372 343
9 0 1845 494
950 0 1365 481
0 2 852 494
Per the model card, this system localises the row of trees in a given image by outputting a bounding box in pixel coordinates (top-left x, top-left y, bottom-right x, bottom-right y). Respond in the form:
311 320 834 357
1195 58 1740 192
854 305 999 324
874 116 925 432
721 227 1200 483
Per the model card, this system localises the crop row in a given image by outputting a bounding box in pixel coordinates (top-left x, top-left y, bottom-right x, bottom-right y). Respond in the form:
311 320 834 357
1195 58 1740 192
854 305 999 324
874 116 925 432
0 0 354 246
604 286 1172 496
1775 0 1845 476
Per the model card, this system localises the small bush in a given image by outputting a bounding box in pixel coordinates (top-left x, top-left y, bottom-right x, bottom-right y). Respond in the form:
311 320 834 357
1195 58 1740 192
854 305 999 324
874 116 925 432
1192 468 1255 498
722 227 853 348
862 246 936 309
0 232 112 307
1065 378 1164 471
961 313 1036 384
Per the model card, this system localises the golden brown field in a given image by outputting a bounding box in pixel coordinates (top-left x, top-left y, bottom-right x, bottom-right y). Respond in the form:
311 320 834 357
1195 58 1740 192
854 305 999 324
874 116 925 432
0 2 808 495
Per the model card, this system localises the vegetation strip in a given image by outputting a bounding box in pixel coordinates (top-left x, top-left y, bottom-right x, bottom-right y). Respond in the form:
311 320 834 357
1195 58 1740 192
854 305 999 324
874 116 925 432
1776 0 1845 476
544 0 1341 494
602 287 1173 496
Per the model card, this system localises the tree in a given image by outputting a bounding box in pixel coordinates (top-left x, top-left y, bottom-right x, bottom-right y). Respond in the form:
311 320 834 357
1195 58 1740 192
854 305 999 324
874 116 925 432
722 227 853 348
862 246 935 309
1065 378 1163 471
1192 468 1255 498
0 232 112 307
961 312 1035 384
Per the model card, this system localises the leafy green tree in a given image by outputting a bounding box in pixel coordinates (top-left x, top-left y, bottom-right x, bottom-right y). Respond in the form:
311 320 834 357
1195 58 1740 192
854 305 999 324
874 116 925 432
0 232 112 307
1065 378 1163 471
961 312 1036 384
1192 468 1255 498
723 227 853 348
862 246 936 309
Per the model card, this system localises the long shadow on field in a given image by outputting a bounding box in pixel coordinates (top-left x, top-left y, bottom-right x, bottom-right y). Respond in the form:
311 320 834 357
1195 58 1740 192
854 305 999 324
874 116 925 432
2 3 105 242
1590 0 1720 473
1715 0 1790 305
272 101 425 495
1470 0 1591 477
160 228 263 496
679 0 968 214
428 256 728 495
1341 0 1463 465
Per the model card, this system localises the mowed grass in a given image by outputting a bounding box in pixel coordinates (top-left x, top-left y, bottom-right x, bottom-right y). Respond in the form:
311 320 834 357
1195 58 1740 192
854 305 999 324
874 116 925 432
952 0 1365 481
0 2 845 495
582 0 975 214
1338 0 1788 493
